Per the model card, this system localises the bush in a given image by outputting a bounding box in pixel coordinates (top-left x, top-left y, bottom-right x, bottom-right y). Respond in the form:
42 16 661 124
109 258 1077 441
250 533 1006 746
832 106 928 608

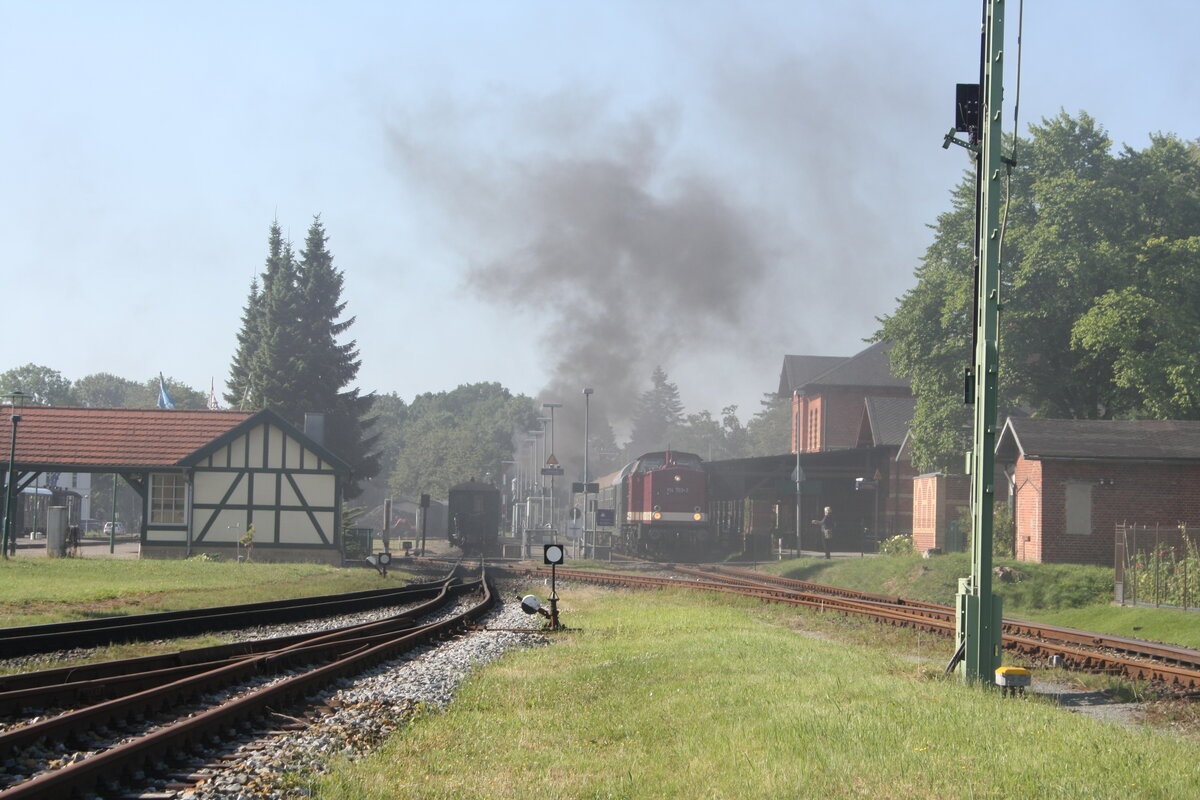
1130 536 1200 608
878 534 913 556
993 502 1015 558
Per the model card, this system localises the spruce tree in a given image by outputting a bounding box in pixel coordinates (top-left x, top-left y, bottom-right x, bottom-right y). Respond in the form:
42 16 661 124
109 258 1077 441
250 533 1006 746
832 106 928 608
296 216 379 497
248 224 307 422
227 217 380 497
628 366 685 455
225 278 262 408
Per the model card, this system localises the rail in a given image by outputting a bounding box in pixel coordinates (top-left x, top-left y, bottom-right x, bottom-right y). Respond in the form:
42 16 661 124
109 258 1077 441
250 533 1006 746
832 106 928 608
0 567 494 799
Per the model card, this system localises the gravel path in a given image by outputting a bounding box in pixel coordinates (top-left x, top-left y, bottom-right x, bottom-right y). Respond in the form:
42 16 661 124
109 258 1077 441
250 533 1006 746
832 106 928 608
156 588 547 799
1030 677 1147 728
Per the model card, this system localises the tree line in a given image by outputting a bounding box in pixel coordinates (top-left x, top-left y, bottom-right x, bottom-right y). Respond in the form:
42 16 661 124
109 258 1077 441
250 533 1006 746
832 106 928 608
0 365 211 409
10 109 1193 502
366 374 790 505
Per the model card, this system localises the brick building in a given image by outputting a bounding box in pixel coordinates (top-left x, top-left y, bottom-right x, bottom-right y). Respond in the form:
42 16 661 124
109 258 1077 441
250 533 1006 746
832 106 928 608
995 417 1200 566
781 341 911 454
777 341 915 545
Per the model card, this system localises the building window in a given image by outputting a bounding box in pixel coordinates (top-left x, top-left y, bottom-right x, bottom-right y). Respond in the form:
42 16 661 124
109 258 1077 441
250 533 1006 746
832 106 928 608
150 473 186 525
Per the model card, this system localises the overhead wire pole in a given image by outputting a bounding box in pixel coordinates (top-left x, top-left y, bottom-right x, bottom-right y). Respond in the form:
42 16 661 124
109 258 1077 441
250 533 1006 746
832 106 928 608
542 403 562 535
583 388 593 558
951 0 1006 683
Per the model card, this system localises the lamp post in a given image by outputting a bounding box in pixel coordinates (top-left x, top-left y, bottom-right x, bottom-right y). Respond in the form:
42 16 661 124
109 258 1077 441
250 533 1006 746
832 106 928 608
542 403 562 535
2 391 30 560
582 388 593 557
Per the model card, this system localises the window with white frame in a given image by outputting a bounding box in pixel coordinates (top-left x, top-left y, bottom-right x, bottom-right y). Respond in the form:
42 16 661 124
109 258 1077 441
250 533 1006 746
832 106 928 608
150 472 186 525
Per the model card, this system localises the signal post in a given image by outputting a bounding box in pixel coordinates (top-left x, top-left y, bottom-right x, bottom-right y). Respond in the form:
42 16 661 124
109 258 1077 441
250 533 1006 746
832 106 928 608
945 0 1006 682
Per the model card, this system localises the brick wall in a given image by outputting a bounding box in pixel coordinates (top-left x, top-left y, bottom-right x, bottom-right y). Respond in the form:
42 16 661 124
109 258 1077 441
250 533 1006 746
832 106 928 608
821 388 862 450
1014 457 1200 566
912 475 937 552
1012 459 1043 562
793 386 911 454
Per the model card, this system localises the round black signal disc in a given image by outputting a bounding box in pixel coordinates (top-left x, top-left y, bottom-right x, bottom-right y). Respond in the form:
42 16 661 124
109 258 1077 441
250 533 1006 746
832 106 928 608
543 543 565 565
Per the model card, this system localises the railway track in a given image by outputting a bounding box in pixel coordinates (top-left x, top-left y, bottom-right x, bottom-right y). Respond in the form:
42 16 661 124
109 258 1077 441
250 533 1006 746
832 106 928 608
0 577 458 659
0 566 497 799
509 563 1200 690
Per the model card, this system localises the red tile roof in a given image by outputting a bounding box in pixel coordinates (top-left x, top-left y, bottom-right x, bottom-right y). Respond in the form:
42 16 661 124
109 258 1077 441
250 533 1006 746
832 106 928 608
3 406 255 470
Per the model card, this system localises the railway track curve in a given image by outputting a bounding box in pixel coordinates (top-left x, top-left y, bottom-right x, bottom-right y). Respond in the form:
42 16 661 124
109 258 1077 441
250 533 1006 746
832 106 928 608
0 566 496 800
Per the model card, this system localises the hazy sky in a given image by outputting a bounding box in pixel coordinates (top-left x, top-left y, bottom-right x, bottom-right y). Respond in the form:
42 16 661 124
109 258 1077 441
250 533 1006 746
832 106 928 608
3 1 1197 427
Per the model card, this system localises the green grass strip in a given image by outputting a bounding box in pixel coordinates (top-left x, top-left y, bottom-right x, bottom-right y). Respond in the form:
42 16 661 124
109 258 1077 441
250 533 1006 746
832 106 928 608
0 559 405 628
316 589 1193 800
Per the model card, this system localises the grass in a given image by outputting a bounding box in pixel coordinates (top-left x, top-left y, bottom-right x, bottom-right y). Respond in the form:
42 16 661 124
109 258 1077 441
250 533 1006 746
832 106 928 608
312 588 1197 800
759 552 1200 649
0 558 409 628
1028 604 1200 650
1 557 1193 795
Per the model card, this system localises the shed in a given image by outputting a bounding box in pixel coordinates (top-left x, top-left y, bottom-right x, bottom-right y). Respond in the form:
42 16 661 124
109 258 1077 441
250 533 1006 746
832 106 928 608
994 417 1200 565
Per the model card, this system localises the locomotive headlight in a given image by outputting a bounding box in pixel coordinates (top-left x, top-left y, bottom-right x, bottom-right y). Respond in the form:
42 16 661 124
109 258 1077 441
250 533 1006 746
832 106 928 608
693 506 701 512
653 505 661 512
674 475 682 482
653 512 662 520
693 512 703 521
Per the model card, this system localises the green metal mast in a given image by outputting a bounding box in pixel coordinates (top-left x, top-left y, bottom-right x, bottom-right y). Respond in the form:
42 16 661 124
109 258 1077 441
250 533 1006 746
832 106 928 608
954 0 1006 683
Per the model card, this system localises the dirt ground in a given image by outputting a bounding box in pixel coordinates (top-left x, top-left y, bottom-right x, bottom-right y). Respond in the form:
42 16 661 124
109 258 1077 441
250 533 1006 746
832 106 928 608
11 534 141 560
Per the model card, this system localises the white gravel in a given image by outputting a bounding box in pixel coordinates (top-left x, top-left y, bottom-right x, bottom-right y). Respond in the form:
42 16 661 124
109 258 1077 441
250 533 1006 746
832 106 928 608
160 588 548 799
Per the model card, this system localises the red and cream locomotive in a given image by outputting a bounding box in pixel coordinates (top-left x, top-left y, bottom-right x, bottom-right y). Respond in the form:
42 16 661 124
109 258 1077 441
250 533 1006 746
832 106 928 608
597 450 712 560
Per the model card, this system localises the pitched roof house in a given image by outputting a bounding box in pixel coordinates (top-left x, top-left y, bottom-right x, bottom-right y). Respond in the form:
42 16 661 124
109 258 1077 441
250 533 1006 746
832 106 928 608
2 406 350 562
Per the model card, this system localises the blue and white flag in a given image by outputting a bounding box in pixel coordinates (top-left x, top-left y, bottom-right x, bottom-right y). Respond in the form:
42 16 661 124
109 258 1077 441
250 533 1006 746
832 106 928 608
157 373 176 409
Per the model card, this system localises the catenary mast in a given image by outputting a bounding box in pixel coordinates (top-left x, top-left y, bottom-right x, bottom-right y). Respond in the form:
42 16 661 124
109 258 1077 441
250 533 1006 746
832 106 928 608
946 0 1006 682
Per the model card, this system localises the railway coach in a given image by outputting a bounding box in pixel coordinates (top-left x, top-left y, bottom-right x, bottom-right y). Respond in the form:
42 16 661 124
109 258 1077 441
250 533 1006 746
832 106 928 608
446 478 501 556
596 450 714 560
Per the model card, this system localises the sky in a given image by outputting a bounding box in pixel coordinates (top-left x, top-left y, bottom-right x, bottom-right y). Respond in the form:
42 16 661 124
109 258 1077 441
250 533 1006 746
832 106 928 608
3 1 1198 432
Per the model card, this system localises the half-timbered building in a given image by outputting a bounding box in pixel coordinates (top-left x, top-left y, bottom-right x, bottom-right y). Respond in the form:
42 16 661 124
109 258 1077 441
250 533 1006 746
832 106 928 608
2 406 350 563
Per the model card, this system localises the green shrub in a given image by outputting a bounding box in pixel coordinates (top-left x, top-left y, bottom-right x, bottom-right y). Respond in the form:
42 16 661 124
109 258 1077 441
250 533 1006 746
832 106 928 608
992 502 1014 558
1129 535 1200 608
878 534 914 556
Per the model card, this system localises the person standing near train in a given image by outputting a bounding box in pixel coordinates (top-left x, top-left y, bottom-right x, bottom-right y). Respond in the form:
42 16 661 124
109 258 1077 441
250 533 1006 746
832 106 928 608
812 506 834 559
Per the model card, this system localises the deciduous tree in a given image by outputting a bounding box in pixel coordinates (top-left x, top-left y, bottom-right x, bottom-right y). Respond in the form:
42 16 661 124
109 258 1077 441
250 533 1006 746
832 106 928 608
0 364 75 405
877 112 1200 470
386 383 539 500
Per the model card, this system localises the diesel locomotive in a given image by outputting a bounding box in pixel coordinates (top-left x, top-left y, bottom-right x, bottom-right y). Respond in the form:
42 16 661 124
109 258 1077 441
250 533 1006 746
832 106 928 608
596 450 713 560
